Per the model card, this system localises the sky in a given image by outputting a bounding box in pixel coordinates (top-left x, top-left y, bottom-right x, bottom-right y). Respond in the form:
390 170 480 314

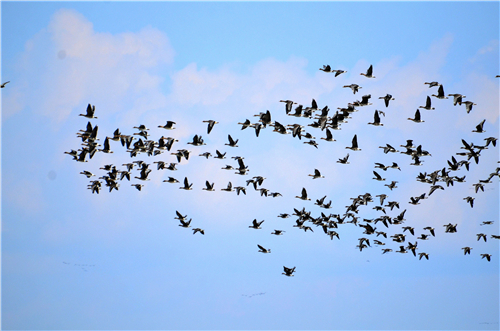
1 1 499 330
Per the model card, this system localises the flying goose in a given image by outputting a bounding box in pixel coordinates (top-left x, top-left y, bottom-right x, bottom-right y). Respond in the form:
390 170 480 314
131 184 144 191
463 196 474 208
424 81 440 88
448 93 465 106
368 110 383 126
480 254 491 261
331 69 347 77
418 252 429 260
271 230 285 235
379 94 395 107
320 128 336 142
372 171 385 181
296 188 311 201
477 233 487 242
80 170 95 178
193 228 205 235
343 84 361 94
237 119 251 130
462 247 472 255
282 266 296 277
431 85 448 99
1 81 10 88
346 134 361 151
203 181 215 191
319 64 332 72
99 137 113 153
408 109 424 123
79 104 97 119
472 119 486 133
419 96 435 110
214 150 226 159
221 182 234 192
225 134 239 147
163 177 179 183
179 177 193 190
202 120 218 134
360 65 375 78
337 153 350 164
257 244 271 253
462 101 476 114
249 219 264 229
234 186 247 195
158 121 176 130
279 100 297 114
178 219 192 228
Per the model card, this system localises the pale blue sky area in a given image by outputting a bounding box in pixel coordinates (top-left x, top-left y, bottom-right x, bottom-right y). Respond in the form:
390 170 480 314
1 2 499 330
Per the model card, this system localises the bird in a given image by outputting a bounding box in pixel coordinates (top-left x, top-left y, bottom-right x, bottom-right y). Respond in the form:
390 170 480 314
179 219 192 228
472 119 486 133
408 109 424 123
308 169 324 179
225 134 239 147
432 85 448 99
481 254 491 262
257 244 271 253
331 69 347 77
158 121 176 130
282 266 296 277
237 119 251 130
1 81 10 88
193 228 205 235
131 184 143 191
80 170 95 178
462 247 472 255
271 230 285 235
360 65 375 78
214 150 226 159
203 181 215 191
99 137 113 153
221 182 234 192
337 153 350 164
343 84 361 94
424 227 435 237
320 128 336 142
346 134 361 151
379 94 395 107
463 196 474 208
249 219 264 229
179 177 193 190
280 100 297 114
372 171 385 181
462 101 476 114
163 177 179 183
202 120 218 134
477 233 487 242
424 81 440 88
418 253 429 260
419 96 435 110
296 188 311 201
368 110 383 126
448 93 465 106
79 104 97 119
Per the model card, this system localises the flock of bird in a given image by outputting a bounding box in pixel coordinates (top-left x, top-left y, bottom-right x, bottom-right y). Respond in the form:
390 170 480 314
63 66 499 276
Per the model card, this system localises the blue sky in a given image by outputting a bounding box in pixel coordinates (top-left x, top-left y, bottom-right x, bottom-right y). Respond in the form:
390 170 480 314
1 1 499 330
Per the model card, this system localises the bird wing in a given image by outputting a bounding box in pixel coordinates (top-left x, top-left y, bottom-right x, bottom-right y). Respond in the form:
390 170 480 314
352 134 358 148
373 171 381 180
257 244 266 251
301 188 308 199
228 135 235 145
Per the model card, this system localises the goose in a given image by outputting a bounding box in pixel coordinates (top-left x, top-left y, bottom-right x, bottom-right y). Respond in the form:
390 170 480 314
222 165 234 170
237 119 251 130
202 120 218 134
385 201 400 210
419 96 435 110
473 183 485 193
1 81 10 88
234 186 247 195
192 228 205 235
480 254 491 261
282 266 296 277
407 241 418 256
484 137 497 147
477 233 487 242
384 181 398 190
346 134 361 151
379 94 395 107
158 121 176 130
448 93 465 106
423 227 435 237
133 124 149 131
402 226 415 236
131 184 143 191
428 184 444 196
80 170 95 178
119 170 131 181
174 211 188 221
408 109 424 123
320 128 336 142
431 85 448 99
134 168 151 181
187 134 206 146
418 252 429 260
368 110 383 126
374 163 388 171
376 231 387 238
108 128 122 141
379 144 398 154
279 100 297 114
303 140 318 148
79 104 97 119
462 247 472 255
472 119 486 133
463 196 474 208
410 155 423 166
319 64 332 72
400 140 415 149
225 134 238 147
491 235 500 239
480 221 494 226
424 81 440 88
462 101 476 114
343 84 361 94
444 223 457 233
179 219 192 228
203 181 215 191
249 219 264 229
395 246 408 253
328 231 340 240
166 163 178 171
257 244 271 253
214 150 226 159
99 137 113 153
337 153 350 164
259 188 269 197
417 234 429 240
331 69 347 77
296 188 311 201
303 226 314 233
382 248 393 254
163 177 179 184
179 177 193 190
372 171 385 181
199 152 212 159
221 181 234 192
360 64 375 78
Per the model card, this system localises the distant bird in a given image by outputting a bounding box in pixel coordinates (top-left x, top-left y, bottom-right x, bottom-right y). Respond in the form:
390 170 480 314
193 228 205 235
202 120 218 134
163 177 179 184
296 188 311 201
178 219 192 228
237 119 251 130
203 181 215 191
249 219 264 229
1 81 10 88
424 226 435 237
337 153 350 164
308 169 324 179
432 85 447 99
225 134 239 147
368 110 383 126
257 244 271 253
462 101 476 114
79 104 97 119
360 65 375 78
331 69 347 77
271 230 285 235
463 196 474 208
379 94 395 107
472 119 486 133
214 150 226 159
221 181 234 192
158 121 176 130
372 171 385 181
462 247 472 255
418 252 429 260
280 100 297 114
481 254 491 262
282 266 296 277
448 93 465 106
131 184 143 191
477 233 487 242
408 109 424 123
424 81 440 88
343 84 361 94
320 128 336 142
80 170 95 178
346 134 361 151
179 177 193 190
419 96 435 110
99 137 113 153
